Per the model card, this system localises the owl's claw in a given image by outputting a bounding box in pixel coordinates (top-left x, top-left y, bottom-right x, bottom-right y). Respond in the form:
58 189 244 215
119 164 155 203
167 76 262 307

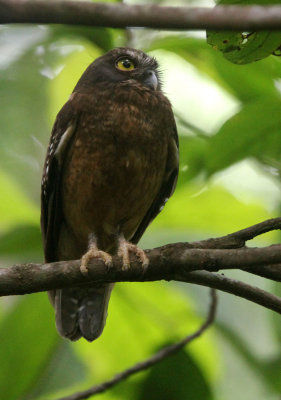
118 239 149 271
81 244 113 276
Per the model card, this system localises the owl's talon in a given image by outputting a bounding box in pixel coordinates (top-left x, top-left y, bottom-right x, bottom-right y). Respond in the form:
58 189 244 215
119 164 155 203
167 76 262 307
118 239 149 270
81 245 113 276
122 262 130 272
80 262 89 276
134 246 149 269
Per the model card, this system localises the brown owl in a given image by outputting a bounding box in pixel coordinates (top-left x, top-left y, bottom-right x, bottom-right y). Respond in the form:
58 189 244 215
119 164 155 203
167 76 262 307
41 47 179 341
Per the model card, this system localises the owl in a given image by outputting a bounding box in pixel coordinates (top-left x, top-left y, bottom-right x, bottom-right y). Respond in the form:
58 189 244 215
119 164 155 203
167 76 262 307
41 47 179 341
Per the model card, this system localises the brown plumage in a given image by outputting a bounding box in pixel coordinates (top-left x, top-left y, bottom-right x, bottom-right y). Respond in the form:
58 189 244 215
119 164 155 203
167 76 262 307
41 47 179 342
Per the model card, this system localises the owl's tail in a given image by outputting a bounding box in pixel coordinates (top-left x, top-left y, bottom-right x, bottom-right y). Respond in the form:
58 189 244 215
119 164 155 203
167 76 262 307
49 284 114 341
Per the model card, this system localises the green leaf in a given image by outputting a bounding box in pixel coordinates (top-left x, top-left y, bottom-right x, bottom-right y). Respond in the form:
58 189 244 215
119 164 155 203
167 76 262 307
205 97 281 175
0 294 59 400
0 225 42 263
207 31 281 65
177 135 209 182
28 342 88 399
136 347 214 400
0 170 39 233
49 26 115 52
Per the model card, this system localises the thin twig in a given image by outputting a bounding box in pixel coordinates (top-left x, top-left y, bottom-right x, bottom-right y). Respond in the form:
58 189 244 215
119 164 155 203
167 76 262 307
186 271 281 314
1 2 281 30
191 217 281 249
240 263 281 281
57 289 217 400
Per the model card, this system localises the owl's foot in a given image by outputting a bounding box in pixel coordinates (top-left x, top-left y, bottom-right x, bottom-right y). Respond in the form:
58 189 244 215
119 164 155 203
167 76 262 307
81 243 113 276
118 238 149 271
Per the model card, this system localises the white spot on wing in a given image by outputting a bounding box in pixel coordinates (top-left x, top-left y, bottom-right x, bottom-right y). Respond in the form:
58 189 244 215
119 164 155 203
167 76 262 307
54 124 75 162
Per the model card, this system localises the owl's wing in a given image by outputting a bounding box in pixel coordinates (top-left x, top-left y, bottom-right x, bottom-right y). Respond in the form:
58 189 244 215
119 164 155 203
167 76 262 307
131 124 179 244
41 100 78 262
41 98 113 342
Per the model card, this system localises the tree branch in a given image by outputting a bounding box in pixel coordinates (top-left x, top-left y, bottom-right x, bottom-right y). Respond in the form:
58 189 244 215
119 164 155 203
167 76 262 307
57 289 217 400
1 1 281 31
1 218 281 315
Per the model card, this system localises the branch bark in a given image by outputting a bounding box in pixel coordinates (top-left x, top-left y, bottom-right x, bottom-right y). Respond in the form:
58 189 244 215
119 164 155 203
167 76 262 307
1 1 281 30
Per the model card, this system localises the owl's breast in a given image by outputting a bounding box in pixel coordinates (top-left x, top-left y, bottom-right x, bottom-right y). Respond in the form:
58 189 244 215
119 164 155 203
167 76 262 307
60 94 169 248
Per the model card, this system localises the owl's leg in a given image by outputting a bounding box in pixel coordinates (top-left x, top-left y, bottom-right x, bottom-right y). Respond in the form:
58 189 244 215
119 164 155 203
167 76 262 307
118 235 149 271
80 237 113 275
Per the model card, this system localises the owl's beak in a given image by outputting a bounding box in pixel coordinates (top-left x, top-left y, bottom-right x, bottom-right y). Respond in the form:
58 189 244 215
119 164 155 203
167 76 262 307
142 70 158 90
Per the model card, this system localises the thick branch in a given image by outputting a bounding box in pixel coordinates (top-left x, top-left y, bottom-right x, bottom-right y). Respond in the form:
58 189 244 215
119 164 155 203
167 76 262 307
1 1 281 30
1 243 281 295
1 253 281 314
1 217 281 314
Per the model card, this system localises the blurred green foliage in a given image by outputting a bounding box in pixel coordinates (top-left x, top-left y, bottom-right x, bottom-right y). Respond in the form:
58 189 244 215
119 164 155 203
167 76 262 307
1 0 281 399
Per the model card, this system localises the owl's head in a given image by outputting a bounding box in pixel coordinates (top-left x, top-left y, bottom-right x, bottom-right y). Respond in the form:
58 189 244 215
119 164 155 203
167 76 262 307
74 47 161 92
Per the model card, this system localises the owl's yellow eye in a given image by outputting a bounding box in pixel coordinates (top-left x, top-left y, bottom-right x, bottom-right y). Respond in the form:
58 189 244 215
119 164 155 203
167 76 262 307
116 58 136 71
